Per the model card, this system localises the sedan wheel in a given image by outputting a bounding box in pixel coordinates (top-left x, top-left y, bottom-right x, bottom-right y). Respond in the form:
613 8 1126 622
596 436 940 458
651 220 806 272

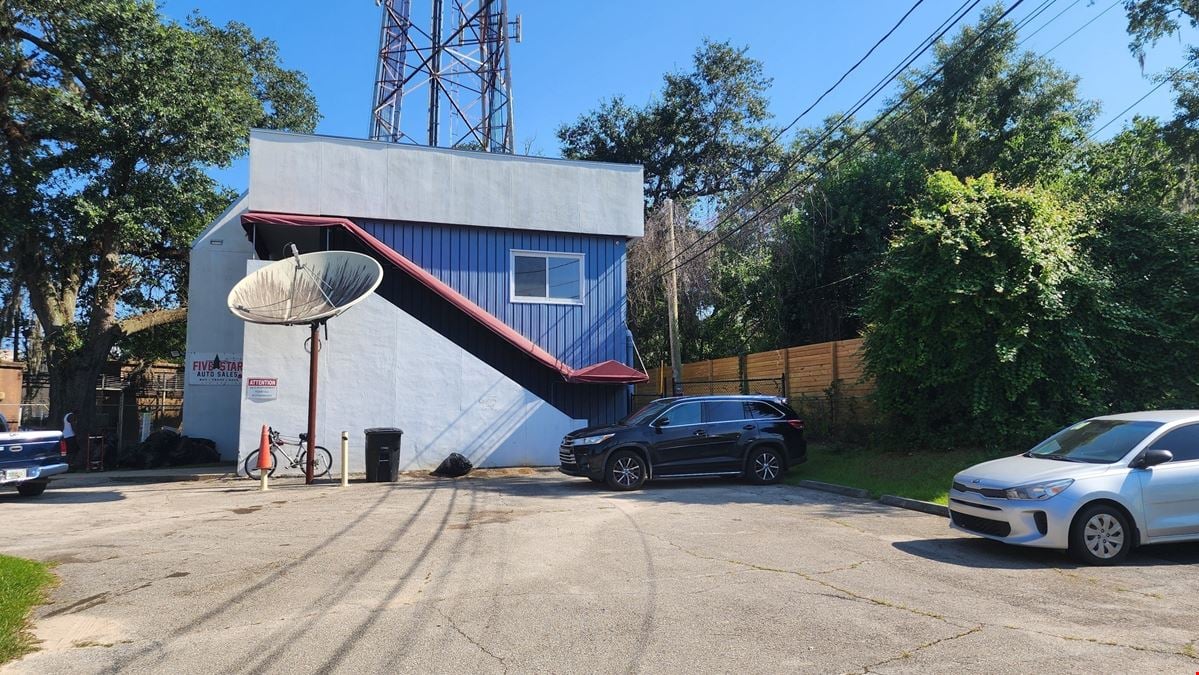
605 450 647 491
747 446 784 484
1069 504 1131 565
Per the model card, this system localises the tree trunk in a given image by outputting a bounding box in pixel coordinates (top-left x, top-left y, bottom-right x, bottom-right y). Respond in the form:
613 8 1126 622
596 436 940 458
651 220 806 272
47 341 110 461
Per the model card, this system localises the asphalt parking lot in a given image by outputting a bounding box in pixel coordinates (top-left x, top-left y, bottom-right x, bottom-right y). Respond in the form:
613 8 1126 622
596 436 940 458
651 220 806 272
3 471 1198 674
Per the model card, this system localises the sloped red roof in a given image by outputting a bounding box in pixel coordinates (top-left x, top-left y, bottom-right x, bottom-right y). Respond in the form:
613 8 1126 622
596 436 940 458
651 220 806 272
241 211 648 385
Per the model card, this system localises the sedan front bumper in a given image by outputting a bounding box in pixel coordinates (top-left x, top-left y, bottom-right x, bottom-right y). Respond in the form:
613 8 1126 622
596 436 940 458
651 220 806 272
948 488 1074 550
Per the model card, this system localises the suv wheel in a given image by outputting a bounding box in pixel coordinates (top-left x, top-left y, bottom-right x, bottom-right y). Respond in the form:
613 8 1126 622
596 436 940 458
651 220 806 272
747 446 784 484
606 450 647 491
1069 504 1132 565
17 480 48 497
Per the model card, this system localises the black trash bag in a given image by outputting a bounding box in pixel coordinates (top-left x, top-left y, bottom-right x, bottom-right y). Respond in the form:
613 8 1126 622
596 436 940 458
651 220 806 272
170 437 220 466
118 429 181 469
431 452 473 478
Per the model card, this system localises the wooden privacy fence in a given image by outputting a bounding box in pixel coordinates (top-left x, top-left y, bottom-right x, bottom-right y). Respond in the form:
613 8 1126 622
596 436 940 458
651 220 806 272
634 338 875 434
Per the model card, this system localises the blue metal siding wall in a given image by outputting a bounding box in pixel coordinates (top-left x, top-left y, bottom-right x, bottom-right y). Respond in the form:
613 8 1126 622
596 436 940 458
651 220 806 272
358 219 628 370
348 219 631 425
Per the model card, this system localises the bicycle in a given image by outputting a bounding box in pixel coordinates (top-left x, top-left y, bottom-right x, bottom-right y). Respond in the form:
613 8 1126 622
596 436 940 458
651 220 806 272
244 428 332 479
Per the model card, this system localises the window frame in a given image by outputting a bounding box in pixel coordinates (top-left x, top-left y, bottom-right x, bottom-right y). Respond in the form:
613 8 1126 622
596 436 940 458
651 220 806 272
650 398 786 428
703 400 747 424
1147 423 1199 463
509 249 585 306
653 401 704 427
746 401 786 420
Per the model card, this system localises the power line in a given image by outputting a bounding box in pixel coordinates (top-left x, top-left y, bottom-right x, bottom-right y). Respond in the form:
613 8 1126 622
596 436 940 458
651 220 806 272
1012 0 1059 35
1089 54 1199 139
767 0 929 144
638 0 985 287
635 0 1027 293
1017 0 1082 46
673 0 947 252
1044 0 1121 57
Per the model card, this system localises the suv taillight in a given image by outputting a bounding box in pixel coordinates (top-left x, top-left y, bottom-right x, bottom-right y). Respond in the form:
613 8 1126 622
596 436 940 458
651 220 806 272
787 419 805 431
59 439 68 457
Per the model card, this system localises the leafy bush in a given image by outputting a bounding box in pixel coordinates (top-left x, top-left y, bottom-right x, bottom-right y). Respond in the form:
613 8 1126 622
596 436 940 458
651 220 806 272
863 172 1104 446
1088 205 1199 409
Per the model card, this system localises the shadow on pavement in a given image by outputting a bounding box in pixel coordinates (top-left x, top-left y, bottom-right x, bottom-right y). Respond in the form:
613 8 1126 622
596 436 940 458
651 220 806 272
0 488 125 504
893 536 1199 568
366 470 889 511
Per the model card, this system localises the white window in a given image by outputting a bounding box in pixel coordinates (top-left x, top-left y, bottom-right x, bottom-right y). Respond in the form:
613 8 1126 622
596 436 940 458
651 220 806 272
510 250 584 304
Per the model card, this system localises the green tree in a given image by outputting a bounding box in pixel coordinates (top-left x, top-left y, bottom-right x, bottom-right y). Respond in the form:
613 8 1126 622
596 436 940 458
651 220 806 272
0 0 318 437
558 39 777 210
862 173 1103 445
758 6 1098 350
1080 116 1183 206
771 151 926 345
1121 2 1199 207
560 39 776 366
1124 0 1199 65
879 4 1097 185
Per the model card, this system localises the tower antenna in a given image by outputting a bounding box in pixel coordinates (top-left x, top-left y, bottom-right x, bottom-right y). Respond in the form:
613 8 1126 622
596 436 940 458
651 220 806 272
370 0 520 152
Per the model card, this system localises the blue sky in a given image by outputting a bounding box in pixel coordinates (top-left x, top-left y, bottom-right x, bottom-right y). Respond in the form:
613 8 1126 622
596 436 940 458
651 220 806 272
160 1 1196 191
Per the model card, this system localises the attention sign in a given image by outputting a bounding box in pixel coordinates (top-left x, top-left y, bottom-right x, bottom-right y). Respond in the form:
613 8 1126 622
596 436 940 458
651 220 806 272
246 377 278 402
188 353 243 386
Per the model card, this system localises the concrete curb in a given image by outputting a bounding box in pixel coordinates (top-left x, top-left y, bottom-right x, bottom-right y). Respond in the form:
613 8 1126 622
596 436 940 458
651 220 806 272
794 479 872 500
106 473 235 484
879 494 949 518
792 479 951 518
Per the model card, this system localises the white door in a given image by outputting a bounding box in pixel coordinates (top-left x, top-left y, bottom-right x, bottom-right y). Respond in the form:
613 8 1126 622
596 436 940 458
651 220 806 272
1137 424 1199 539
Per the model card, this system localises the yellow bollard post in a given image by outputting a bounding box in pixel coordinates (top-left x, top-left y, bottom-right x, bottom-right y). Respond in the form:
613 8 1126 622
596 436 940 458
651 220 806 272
340 431 349 487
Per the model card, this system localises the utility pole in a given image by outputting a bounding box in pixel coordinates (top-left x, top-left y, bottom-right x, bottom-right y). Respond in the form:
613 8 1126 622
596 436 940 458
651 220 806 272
665 199 683 396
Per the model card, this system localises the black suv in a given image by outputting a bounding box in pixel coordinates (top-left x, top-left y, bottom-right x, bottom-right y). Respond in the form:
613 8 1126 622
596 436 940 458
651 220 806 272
559 395 806 490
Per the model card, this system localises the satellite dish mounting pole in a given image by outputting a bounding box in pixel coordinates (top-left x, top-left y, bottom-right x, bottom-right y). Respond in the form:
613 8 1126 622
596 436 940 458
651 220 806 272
305 320 322 484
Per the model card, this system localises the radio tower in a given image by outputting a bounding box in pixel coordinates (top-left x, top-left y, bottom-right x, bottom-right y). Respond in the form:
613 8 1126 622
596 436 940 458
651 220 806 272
370 0 520 152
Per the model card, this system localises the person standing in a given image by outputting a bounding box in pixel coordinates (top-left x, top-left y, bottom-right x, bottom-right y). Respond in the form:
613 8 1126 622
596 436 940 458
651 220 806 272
63 410 80 470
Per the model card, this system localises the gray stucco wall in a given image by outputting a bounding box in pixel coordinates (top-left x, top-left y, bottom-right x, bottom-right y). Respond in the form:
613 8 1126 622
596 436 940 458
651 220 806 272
237 266 586 474
247 129 644 239
181 194 252 459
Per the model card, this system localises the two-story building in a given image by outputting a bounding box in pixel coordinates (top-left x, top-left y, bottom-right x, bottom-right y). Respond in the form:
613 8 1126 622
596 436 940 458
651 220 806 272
182 129 646 471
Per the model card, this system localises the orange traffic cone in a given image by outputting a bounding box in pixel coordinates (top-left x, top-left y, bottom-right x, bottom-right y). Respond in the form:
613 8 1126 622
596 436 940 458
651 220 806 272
258 425 270 491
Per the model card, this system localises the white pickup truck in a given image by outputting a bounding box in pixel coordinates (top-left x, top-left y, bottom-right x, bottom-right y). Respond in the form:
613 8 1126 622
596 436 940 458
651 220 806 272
0 419 67 497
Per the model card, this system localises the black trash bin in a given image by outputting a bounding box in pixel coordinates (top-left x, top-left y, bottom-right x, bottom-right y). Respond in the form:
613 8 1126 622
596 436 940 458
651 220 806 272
364 427 404 482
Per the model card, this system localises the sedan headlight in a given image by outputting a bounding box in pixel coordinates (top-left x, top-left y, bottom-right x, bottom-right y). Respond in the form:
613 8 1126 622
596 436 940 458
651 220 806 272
1005 478 1073 500
571 433 613 446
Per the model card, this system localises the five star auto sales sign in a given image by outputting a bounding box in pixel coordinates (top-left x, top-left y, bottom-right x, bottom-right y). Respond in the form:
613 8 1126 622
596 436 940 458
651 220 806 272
187 352 242 386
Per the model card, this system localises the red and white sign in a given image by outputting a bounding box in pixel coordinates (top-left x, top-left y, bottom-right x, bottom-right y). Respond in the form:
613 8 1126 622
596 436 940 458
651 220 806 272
246 377 278 402
188 353 243 386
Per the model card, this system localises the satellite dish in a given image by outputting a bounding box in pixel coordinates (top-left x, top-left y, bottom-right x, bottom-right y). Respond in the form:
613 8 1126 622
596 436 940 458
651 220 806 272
227 249 383 325
227 247 384 485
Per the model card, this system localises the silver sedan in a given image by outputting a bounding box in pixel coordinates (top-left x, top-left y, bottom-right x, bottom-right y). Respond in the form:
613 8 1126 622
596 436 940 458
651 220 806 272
949 411 1199 565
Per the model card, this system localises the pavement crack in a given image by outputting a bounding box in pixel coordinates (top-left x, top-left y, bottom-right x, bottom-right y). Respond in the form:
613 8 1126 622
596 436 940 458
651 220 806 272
643 532 948 623
852 625 983 674
435 605 507 671
993 623 1199 661
813 559 870 575
1050 569 1164 600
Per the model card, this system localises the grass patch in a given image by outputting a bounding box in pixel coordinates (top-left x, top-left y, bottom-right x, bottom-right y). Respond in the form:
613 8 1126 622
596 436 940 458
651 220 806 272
787 443 1014 505
0 555 55 664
